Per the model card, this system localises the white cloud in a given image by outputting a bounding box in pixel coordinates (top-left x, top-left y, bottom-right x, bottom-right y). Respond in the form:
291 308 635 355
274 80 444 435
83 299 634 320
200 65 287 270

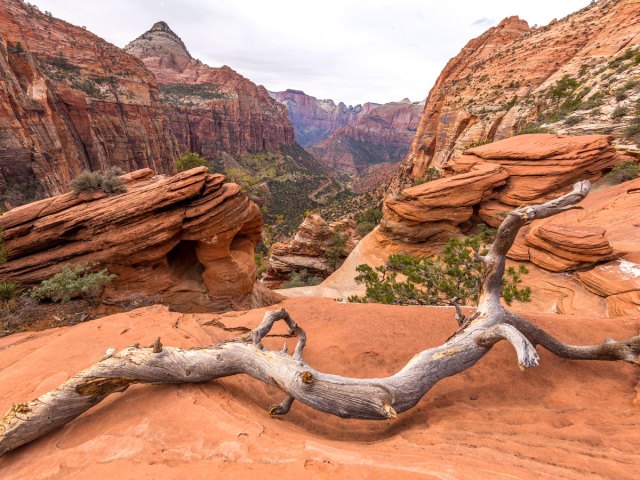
29 0 591 105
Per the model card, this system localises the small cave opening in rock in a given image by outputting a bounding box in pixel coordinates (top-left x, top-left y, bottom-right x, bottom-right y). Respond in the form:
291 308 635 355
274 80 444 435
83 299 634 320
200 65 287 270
166 240 206 289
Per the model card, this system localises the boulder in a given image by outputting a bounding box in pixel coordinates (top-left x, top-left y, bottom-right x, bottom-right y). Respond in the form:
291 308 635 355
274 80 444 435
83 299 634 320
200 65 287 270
0 168 280 312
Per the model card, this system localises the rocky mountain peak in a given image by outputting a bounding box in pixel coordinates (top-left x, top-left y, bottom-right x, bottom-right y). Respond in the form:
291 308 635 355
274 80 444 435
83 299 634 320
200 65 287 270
124 20 192 72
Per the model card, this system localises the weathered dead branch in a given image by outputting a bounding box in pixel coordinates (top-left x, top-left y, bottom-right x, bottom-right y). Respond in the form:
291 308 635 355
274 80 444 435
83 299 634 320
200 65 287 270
1 180 639 456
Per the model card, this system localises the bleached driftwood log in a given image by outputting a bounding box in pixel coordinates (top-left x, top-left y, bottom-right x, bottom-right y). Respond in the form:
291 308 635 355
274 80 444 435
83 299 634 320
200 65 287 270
1 180 639 455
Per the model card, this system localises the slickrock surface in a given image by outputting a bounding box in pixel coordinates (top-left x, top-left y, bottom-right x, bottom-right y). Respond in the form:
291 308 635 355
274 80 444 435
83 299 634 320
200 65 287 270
392 0 640 190
0 297 638 479
263 214 360 288
0 168 280 311
309 100 423 175
126 22 295 159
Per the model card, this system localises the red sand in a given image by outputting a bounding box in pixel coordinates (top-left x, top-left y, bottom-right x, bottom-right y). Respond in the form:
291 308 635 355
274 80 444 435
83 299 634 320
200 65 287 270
0 297 638 479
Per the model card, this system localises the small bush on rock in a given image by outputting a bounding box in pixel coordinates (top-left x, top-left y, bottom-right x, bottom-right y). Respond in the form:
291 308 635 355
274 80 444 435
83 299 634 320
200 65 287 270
282 269 323 288
606 160 640 184
175 152 209 172
31 264 116 305
71 168 125 196
349 231 531 306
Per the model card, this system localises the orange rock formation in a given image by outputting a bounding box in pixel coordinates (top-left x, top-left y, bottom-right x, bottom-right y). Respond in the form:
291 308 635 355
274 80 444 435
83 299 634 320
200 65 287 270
0 168 279 311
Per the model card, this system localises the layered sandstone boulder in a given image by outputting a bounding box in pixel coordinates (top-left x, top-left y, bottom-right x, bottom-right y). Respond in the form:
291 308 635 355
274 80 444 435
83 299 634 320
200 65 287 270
458 134 619 208
380 162 508 243
263 214 360 288
0 168 279 311
293 134 640 317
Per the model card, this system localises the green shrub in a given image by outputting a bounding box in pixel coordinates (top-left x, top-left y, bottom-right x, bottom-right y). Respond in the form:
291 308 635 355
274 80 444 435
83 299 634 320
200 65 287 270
519 123 549 134
348 231 531 306
547 75 579 103
30 265 116 304
355 206 383 236
606 160 640 184
624 116 640 143
413 167 442 185
0 229 6 265
611 106 628 120
327 227 349 271
564 115 583 126
0 281 22 302
282 269 323 288
71 167 125 195
175 152 209 172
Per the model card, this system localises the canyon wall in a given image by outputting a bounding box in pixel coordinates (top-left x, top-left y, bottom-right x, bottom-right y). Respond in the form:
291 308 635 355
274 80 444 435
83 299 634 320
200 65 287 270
309 99 423 176
125 22 295 159
0 0 179 206
0 2 297 209
268 89 376 147
393 0 640 190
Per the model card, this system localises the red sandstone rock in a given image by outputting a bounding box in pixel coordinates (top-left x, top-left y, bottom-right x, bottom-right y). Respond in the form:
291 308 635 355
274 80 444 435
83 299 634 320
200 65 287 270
263 214 360 288
0 0 178 206
391 0 640 190
381 162 508 242
269 89 376 147
0 298 638 479
309 100 423 175
0 168 280 311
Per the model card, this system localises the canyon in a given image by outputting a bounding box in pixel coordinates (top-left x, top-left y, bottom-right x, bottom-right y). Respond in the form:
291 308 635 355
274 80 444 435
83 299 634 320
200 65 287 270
0 1 300 211
270 89 423 184
1 1 640 478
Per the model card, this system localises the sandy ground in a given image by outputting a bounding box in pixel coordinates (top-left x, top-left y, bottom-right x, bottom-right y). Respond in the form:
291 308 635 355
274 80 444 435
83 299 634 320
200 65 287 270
0 297 638 479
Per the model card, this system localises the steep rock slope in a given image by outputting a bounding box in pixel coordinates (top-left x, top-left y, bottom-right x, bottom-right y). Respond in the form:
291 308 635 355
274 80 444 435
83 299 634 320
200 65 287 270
268 89 376 147
0 298 638 479
309 99 423 176
0 0 179 206
0 167 280 311
125 21 295 159
393 0 640 189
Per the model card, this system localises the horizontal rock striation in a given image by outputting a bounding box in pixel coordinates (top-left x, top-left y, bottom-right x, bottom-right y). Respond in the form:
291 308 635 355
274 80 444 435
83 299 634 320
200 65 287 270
0 0 179 206
309 100 423 175
0 167 280 311
268 89 376 147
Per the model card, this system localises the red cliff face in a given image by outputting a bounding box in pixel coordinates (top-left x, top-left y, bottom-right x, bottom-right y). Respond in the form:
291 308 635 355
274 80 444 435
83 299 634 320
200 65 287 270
269 89 377 147
393 0 640 190
309 99 423 175
125 22 295 160
0 0 179 207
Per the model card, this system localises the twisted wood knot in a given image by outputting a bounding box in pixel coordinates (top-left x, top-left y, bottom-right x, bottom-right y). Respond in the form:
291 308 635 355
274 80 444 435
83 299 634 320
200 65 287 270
300 371 313 384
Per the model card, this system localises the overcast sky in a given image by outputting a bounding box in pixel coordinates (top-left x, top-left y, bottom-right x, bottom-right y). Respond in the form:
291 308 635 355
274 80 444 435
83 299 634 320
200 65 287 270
30 0 591 105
